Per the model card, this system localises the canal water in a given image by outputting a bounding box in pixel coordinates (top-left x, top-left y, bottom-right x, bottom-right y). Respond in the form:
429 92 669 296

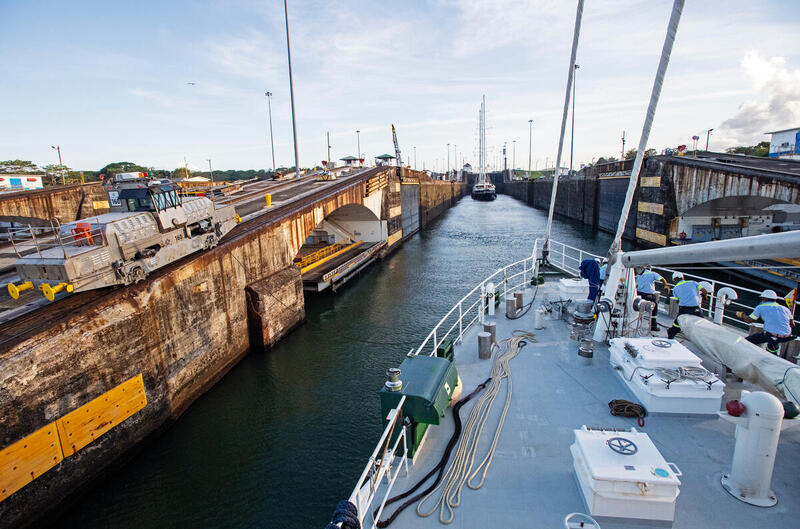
52 195 628 529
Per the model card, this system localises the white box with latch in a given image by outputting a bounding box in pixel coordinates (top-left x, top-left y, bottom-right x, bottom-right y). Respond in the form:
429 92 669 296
557 277 589 300
609 337 724 414
571 426 682 522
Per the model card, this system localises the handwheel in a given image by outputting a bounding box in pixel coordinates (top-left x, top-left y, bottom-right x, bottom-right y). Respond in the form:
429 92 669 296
607 437 638 455
651 339 672 348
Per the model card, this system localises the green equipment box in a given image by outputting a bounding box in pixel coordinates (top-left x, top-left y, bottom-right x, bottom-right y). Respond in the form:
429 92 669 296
380 354 459 458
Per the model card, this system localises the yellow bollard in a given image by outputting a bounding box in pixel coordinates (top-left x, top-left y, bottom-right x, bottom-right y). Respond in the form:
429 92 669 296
265 194 272 207
39 282 74 302
7 281 34 300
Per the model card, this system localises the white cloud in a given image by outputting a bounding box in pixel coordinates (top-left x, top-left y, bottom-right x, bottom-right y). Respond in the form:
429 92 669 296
719 52 800 142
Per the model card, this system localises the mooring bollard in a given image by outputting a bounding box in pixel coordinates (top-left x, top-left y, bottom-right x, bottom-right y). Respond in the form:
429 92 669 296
483 321 496 344
265 194 272 207
478 331 492 359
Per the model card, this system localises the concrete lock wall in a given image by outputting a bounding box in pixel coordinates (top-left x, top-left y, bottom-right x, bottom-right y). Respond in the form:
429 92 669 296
419 179 465 228
0 167 466 527
496 156 800 248
0 182 110 225
0 216 305 528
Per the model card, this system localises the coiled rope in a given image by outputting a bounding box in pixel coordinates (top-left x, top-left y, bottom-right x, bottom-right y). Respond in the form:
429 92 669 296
416 332 536 524
374 377 492 528
608 399 647 427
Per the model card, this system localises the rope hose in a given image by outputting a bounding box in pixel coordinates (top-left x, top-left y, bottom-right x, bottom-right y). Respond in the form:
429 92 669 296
373 377 492 528
416 332 536 524
507 285 539 320
609 399 647 427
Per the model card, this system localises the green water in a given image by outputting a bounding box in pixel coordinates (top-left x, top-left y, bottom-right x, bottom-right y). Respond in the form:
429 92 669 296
52 195 624 529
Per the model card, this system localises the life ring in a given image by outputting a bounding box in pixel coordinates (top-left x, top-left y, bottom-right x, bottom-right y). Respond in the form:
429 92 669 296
678 231 687 240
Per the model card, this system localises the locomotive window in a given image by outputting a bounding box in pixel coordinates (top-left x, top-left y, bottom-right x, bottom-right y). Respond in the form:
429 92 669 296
164 191 175 209
129 196 153 211
153 192 166 210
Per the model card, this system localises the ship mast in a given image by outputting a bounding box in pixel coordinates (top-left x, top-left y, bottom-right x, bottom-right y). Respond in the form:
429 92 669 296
478 95 486 185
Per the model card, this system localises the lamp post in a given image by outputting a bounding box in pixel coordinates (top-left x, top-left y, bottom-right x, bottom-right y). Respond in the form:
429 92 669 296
206 159 213 181
356 130 361 165
570 64 580 174
705 128 714 152
265 91 276 172
414 146 417 170
453 144 457 177
283 0 300 177
512 140 516 175
528 119 534 177
447 143 450 179
50 145 64 185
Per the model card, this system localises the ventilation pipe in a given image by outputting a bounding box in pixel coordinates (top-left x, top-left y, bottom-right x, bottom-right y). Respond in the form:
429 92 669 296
719 390 798 507
714 287 738 324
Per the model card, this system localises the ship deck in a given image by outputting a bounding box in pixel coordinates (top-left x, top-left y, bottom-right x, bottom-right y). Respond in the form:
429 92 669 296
373 282 800 529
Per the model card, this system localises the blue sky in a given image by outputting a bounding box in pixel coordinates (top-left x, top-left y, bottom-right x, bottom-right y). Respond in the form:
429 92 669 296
2 0 799 172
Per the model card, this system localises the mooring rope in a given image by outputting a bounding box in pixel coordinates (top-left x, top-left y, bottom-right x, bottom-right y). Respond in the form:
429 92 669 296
416 332 536 524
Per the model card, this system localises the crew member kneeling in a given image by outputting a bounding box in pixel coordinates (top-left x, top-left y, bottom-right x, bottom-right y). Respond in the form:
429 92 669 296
667 272 708 339
737 290 795 355
636 266 669 332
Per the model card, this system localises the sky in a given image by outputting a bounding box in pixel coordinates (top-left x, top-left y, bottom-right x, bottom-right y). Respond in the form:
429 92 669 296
2 0 799 173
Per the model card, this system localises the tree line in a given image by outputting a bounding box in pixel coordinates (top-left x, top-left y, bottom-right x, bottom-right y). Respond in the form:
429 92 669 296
0 160 290 186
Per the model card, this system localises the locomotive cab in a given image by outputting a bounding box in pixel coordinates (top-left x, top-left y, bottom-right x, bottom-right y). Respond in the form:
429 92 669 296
117 182 188 231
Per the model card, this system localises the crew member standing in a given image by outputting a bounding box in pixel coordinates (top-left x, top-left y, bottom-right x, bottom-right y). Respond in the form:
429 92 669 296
579 258 601 302
667 272 708 339
737 290 795 355
636 267 669 331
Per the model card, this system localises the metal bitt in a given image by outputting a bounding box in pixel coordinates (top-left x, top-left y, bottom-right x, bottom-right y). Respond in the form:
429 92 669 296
505 296 517 319
514 291 525 310
483 321 497 344
478 332 492 360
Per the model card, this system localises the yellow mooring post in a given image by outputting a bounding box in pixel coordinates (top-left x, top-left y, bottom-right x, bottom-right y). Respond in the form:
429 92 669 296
265 193 272 207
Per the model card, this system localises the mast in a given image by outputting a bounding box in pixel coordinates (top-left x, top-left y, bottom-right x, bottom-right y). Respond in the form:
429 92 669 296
544 0 583 252
478 95 486 184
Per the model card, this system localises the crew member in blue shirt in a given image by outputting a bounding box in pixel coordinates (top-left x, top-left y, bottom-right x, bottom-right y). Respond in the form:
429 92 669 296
737 290 795 355
667 272 708 339
579 258 601 302
636 267 669 331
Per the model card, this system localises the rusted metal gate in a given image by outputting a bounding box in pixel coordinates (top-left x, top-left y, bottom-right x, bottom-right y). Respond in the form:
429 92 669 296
401 183 420 239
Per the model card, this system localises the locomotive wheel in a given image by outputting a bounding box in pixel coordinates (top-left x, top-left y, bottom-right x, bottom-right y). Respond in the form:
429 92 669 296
131 266 147 284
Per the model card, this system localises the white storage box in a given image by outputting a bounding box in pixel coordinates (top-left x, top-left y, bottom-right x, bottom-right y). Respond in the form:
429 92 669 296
609 338 724 415
571 426 681 522
558 277 589 300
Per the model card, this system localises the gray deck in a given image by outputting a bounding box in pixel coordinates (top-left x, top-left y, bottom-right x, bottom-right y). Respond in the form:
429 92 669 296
375 282 800 529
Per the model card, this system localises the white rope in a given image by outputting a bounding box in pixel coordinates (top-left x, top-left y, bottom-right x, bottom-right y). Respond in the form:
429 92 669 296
416 332 535 524
611 0 684 252
544 0 584 249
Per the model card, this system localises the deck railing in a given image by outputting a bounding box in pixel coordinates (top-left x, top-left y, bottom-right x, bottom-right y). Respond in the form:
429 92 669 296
338 237 797 528
7 220 106 259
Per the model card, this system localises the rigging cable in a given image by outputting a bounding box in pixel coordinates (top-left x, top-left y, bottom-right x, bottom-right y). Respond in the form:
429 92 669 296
610 0 684 254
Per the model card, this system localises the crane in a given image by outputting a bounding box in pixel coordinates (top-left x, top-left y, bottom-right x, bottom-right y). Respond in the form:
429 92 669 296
391 124 403 167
